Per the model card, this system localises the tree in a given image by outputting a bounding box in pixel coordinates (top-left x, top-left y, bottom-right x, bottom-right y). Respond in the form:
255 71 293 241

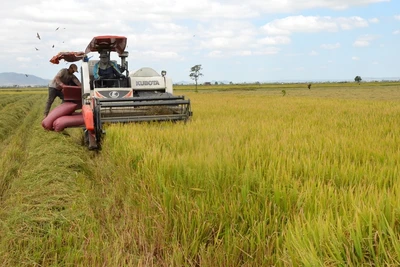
354 76 362 84
189 64 203 92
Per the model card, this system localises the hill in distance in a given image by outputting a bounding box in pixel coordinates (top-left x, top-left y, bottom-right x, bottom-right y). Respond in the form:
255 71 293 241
0 72 50 87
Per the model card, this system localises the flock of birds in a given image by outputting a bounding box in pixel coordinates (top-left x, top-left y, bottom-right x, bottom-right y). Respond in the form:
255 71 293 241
34 27 66 51
26 27 67 78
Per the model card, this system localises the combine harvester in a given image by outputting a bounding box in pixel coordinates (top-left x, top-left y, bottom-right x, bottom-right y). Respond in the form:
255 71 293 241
46 35 192 149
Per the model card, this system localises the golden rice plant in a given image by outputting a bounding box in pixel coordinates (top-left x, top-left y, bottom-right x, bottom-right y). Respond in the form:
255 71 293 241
0 85 400 266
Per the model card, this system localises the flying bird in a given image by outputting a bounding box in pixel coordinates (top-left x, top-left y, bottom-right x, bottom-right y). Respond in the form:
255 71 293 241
35 47 39 51
55 27 59 31
25 74 29 77
52 45 55 48
36 32 41 40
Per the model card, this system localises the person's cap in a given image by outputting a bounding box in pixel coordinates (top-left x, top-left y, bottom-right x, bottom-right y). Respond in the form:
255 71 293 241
99 51 108 58
70 64 78 73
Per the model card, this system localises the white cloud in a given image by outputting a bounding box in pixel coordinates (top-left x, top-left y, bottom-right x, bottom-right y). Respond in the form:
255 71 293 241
393 30 400 35
16 57 31 62
254 47 281 55
135 50 184 60
336 16 369 30
200 37 238 49
207 46 280 57
261 16 368 35
207 50 223 58
368 18 379 23
18 63 30 70
285 53 304 57
353 40 370 47
352 56 360 60
151 22 188 32
198 21 258 51
0 0 395 82
262 16 337 35
353 34 379 47
258 36 291 45
233 0 391 13
234 50 253 56
321 43 341 49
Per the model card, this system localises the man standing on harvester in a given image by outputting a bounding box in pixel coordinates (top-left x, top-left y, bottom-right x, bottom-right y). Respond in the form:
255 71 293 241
44 64 81 118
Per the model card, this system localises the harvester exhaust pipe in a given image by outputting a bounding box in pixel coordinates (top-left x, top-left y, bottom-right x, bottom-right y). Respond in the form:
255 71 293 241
119 51 129 75
161 70 167 91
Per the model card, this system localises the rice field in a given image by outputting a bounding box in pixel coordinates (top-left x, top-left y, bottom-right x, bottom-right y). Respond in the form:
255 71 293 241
0 83 400 266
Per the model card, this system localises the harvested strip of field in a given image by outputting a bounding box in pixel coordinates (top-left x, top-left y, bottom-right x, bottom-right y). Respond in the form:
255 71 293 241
0 93 99 266
0 95 43 142
0 94 22 111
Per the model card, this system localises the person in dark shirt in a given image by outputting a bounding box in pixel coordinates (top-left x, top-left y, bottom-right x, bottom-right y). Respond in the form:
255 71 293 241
44 64 81 117
93 51 124 87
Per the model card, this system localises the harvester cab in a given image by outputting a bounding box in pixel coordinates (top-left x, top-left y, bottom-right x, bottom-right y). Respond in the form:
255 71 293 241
49 35 192 150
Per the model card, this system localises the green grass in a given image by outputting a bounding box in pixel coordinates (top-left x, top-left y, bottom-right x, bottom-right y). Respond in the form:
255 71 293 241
0 83 400 266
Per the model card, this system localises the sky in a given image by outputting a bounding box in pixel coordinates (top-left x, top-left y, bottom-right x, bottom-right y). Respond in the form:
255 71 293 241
0 0 399 83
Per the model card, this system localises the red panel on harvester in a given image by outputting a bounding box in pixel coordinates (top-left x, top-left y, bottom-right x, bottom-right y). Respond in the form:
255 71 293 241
63 85 82 102
82 105 94 131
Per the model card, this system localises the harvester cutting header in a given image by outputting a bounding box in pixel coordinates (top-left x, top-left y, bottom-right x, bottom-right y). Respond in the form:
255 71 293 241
44 35 192 149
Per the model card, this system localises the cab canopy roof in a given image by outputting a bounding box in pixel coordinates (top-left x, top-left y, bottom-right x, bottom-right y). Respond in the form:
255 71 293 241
85 35 127 54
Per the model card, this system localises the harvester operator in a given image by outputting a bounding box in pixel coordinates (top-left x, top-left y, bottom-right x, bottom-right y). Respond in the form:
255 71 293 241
44 64 81 118
93 51 124 87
